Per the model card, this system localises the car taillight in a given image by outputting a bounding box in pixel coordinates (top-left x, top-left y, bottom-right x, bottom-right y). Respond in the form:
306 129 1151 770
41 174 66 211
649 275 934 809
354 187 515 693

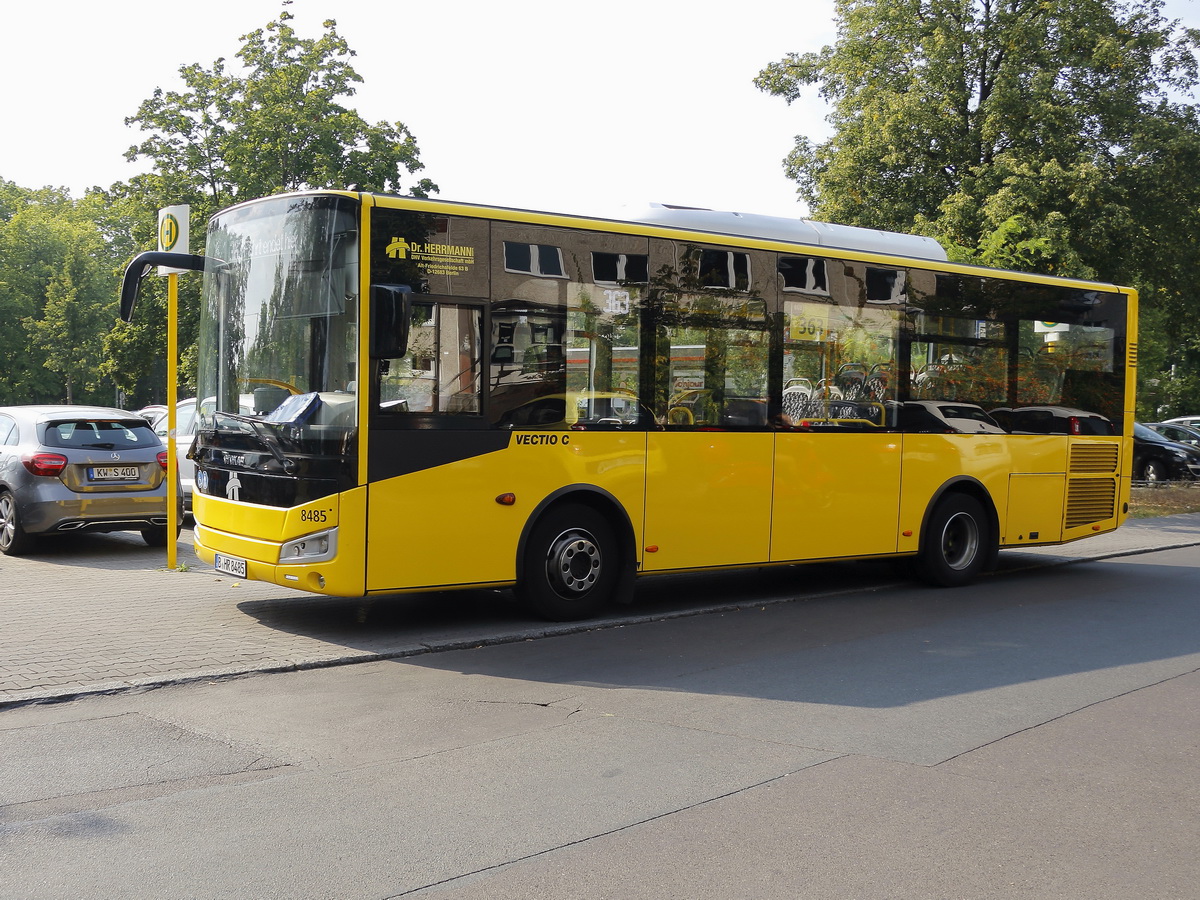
1067 416 1081 435
157 451 169 470
22 452 68 477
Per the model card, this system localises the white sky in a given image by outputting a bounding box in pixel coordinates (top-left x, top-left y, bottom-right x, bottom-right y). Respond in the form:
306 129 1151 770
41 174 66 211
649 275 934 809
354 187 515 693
3 0 1197 221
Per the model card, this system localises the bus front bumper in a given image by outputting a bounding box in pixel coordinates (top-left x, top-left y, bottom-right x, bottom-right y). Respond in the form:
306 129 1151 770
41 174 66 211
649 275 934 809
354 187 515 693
194 522 361 596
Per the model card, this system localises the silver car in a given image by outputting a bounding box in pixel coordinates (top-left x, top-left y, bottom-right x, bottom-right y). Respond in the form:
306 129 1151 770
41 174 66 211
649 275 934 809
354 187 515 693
150 396 255 511
0 405 180 555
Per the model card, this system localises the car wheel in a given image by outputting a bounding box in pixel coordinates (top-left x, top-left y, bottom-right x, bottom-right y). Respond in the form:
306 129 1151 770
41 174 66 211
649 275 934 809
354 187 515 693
141 520 183 547
916 493 990 587
517 504 621 621
1142 458 1168 483
0 489 35 556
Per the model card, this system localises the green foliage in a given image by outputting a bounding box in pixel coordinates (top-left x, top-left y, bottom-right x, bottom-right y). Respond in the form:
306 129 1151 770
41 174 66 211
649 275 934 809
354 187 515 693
92 176 200 404
106 2 436 404
124 3 435 209
1 4 435 409
758 0 1200 416
0 180 119 405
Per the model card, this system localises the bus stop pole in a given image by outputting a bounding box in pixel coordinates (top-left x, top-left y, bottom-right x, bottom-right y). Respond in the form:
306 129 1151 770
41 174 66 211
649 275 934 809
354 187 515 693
166 272 179 570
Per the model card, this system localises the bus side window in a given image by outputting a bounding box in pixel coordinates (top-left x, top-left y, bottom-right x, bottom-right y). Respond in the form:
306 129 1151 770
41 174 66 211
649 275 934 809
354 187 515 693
378 302 482 415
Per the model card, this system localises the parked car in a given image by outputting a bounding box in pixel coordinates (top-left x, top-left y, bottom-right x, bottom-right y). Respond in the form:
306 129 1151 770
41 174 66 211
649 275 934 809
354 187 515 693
899 401 1006 434
1145 421 1200 448
135 404 167 423
151 397 255 511
0 405 181 555
1132 422 1200 482
1162 414 1200 430
988 405 1116 435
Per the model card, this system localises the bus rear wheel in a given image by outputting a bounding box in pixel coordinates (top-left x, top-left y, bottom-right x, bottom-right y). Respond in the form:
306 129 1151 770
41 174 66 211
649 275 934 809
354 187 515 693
518 504 619 621
917 494 990 587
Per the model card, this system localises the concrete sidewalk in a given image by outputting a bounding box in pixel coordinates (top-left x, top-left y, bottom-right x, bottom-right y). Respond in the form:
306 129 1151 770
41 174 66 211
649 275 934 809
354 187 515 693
3 513 1199 709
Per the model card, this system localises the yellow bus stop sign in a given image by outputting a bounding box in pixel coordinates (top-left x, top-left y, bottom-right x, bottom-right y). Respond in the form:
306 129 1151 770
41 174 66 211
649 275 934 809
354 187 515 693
159 214 180 251
157 205 190 275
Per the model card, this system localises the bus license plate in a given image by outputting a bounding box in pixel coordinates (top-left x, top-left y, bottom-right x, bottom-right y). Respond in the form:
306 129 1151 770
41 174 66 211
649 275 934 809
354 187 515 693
214 554 247 578
89 466 139 481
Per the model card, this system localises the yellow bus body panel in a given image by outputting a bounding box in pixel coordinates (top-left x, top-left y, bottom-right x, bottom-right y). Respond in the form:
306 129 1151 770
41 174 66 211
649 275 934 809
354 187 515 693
365 432 646 592
642 433 774 571
771 432 904 561
193 429 1125 596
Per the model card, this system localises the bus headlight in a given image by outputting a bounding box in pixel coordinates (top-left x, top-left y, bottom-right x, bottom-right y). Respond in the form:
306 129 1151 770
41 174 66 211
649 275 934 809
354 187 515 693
279 528 338 564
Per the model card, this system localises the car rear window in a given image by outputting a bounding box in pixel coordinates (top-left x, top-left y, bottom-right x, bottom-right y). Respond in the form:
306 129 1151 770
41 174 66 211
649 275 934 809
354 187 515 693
938 405 994 424
1076 416 1116 436
43 419 160 450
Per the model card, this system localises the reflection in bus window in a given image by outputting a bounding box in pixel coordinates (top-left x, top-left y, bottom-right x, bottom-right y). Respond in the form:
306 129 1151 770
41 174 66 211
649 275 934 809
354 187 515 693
592 252 648 285
905 275 1123 425
378 302 482 414
778 255 829 294
488 300 568 425
503 242 565 277
782 295 899 426
697 249 752 291
663 313 769 429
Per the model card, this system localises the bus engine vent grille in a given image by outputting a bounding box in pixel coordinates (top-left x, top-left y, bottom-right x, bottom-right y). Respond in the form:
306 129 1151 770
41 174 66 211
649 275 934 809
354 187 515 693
1070 443 1119 474
1065 478 1117 528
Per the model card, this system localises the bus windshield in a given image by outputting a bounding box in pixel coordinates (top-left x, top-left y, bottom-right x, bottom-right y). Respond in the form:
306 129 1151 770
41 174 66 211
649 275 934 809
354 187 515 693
195 194 360 505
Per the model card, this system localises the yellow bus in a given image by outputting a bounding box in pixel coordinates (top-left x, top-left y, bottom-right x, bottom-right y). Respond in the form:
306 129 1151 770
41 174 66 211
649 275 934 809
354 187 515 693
121 192 1136 620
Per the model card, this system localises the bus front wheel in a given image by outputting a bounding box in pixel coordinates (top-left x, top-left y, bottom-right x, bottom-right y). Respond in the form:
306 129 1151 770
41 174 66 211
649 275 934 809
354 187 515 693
518 504 619 621
917 494 990 587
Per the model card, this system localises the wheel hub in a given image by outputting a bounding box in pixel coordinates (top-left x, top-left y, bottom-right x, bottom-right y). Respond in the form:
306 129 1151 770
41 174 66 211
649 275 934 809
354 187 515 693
0 497 15 550
547 529 602 596
940 511 980 570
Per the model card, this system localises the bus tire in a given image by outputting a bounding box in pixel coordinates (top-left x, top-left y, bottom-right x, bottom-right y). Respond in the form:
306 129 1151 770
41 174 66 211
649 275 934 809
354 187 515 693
917 493 989 587
518 504 619 621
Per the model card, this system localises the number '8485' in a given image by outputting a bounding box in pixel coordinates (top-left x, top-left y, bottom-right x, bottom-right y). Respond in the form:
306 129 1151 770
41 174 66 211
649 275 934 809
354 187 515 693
300 509 328 523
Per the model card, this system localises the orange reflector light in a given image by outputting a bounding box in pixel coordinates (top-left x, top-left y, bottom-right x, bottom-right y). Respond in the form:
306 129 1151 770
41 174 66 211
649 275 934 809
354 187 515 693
645 545 659 553
495 493 516 506
902 530 913 537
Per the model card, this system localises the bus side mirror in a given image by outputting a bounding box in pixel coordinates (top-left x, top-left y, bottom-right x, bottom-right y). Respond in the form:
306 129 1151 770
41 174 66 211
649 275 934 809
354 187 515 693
119 251 210 322
370 284 413 358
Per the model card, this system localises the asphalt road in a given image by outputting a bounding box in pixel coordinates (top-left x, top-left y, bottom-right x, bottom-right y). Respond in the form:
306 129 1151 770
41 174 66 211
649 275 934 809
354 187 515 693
1 518 1199 898
4 514 1200 708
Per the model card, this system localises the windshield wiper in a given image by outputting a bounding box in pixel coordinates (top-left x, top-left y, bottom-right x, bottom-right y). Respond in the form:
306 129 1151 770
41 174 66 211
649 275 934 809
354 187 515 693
212 411 293 470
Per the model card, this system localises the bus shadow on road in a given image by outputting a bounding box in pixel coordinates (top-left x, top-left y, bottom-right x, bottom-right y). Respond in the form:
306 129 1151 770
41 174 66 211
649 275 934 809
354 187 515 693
436 561 1200 708
232 557 907 651
237 554 1200 711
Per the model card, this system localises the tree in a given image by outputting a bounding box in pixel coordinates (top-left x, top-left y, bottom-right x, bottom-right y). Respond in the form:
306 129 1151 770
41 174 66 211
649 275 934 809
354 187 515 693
25 241 111 404
757 0 1200 415
94 175 198 405
124 3 435 213
0 181 117 405
114 2 437 403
